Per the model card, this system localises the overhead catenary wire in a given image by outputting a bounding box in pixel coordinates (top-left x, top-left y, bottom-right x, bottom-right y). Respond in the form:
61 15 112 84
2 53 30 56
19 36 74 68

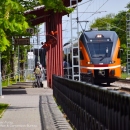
85 0 126 32
72 0 108 25
79 0 95 18
63 0 126 44
62 20 69 40
71 0 108 32
86 0 109 20
62 0 94 35
63 1 94 22
68 0 93 8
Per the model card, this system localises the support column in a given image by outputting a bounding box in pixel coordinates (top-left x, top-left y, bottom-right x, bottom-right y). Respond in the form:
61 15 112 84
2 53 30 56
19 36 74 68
45 13 63 88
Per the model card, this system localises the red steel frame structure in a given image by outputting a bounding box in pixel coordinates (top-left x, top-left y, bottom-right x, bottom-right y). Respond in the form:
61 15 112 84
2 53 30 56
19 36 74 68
44 13 63 87
25 0 82 87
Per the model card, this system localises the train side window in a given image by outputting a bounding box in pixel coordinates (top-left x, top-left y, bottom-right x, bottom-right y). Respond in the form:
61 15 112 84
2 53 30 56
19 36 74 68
73 48 78 56
80 50 84 60
117 49 123 58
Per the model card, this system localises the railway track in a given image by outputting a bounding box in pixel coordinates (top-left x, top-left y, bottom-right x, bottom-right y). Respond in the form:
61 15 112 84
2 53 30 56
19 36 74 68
117 78 130 83
98 79 130 94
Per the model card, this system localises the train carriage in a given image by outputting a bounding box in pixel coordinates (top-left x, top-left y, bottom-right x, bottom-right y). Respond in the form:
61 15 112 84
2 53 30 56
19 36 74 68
63 30 121 85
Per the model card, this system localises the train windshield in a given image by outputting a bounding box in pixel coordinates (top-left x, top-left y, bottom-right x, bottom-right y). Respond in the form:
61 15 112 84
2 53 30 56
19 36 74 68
87 42 113 58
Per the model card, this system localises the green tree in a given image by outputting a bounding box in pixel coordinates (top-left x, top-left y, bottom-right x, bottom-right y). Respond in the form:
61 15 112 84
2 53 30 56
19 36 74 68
39 0 73 13
0 0 38 77
90 14 115 30
125 2 130 9
0 0 73 52
0 0 30 51
111 11 127 65
0 0 74 77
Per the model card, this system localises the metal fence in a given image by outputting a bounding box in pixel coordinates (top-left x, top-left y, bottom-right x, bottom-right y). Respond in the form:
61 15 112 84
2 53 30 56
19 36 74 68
53 75 130 130
1 69 35 86
2 68 47 87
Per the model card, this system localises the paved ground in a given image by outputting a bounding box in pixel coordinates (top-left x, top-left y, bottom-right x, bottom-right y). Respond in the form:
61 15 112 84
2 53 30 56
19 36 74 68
0 83 72 130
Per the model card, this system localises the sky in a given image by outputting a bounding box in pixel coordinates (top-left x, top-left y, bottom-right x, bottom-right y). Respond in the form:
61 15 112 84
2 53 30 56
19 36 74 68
62 0 130 44
32 0 130 49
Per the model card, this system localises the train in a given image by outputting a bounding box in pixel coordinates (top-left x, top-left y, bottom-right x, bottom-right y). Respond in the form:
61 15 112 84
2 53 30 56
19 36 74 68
63 30 121 85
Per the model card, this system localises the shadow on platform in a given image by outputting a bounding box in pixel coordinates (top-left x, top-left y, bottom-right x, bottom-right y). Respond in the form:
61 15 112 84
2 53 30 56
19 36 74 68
2 88 27 95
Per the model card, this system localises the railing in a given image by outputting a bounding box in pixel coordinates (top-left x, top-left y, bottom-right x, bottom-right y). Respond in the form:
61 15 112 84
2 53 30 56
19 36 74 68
1 69 35 86
1 68 47 87
53 75 130 130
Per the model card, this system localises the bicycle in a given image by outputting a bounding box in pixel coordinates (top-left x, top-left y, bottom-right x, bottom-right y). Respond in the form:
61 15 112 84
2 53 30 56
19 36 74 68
32 79 37 88
32 74 41 88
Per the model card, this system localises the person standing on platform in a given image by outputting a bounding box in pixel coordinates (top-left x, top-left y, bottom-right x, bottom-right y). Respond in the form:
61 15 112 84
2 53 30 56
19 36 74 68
34 65 41 87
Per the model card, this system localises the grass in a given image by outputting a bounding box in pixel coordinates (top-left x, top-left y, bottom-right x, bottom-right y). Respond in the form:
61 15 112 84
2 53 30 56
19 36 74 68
0 103 8 118
53 97 75 130
2 79 17 87
2 77 26 88
2 73 35 88
121 72 130 79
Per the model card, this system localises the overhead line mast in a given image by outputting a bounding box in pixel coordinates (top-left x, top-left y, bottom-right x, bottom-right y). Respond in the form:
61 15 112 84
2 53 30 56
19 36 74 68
69 0 90 81
70 0 80 81
126 13 130 75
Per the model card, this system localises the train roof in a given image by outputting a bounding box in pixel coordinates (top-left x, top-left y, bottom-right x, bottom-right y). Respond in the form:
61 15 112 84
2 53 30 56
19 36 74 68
63 30 118 49
63 40 78 49
82 30 118 39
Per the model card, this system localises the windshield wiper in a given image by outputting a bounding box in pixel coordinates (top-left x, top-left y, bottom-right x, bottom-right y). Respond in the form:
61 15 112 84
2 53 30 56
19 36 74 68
100 55 106 61
100 47 108 61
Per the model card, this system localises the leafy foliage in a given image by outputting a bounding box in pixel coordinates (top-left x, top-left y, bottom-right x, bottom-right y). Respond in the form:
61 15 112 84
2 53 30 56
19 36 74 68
0 0 73 52
0 103 8 117
0 0 74 77
0 0 30 51
111 11 127 64
18 0 40 10
125 2 130 9
39 0 74 13
90 14 115 30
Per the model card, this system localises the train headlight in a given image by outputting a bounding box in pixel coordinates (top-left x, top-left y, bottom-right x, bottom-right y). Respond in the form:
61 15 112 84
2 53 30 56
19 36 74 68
110 61 115 64
88 61 92 64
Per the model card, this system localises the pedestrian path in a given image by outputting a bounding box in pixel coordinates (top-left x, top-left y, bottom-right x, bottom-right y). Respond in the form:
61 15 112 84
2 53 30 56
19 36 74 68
40 95 72 130
0 82 72 130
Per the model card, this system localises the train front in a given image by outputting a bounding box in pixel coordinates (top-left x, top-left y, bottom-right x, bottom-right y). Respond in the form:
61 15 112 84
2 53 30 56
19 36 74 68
80 30 121 85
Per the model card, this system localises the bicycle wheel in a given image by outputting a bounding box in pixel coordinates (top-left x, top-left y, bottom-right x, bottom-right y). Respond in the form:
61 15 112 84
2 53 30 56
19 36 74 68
32 82 36 88
32 82 35 88
36 77 40 87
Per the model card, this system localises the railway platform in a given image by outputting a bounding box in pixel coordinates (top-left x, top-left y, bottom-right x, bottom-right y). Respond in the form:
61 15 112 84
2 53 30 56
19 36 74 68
0 81 72 130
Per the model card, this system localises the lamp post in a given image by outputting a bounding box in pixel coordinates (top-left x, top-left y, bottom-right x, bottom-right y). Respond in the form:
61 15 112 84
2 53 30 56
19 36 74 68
36 25 40 62
18 45 20 82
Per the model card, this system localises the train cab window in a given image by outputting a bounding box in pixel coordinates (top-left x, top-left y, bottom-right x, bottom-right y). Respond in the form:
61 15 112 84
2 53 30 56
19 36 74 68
80 50 84 60
87 42 113 58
